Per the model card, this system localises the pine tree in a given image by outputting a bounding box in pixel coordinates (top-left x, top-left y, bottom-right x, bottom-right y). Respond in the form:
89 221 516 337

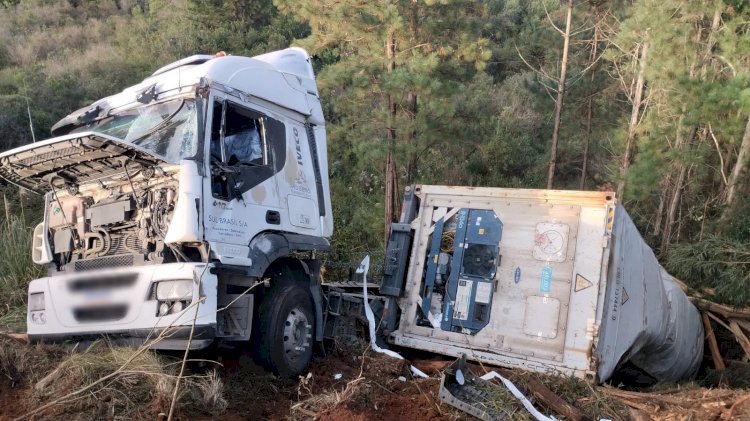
277 0 492 247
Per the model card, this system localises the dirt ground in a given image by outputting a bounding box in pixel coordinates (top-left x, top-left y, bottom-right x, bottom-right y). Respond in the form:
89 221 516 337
214 351 750 421
216 344 463 421
2 337 750 421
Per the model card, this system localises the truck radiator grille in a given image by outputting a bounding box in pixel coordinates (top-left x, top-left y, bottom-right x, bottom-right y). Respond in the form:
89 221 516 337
73 304 128 323
18 146 83 166
74 255 134 272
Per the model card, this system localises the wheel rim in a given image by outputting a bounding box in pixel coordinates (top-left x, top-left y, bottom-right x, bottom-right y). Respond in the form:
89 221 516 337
283 306 311 363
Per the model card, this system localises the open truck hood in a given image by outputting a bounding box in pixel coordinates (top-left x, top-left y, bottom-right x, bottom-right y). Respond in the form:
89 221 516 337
0 132 167 194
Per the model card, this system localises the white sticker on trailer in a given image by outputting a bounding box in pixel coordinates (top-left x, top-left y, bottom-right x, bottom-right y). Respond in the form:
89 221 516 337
475 281 493 304
453 279 473 321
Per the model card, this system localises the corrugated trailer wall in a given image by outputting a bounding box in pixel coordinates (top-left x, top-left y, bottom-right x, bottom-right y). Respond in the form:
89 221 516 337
388 185 703 383
596 204 703 382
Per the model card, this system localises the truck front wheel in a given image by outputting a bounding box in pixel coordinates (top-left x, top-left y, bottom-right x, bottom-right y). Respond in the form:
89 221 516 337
254 282 314 377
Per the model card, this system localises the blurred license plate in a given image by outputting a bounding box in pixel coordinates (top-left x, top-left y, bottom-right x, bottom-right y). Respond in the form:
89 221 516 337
82 289 112 304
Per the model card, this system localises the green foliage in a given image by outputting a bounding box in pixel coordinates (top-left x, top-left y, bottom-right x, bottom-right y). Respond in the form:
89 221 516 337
0 216 44 331
0 0 748 289
667 236 750 307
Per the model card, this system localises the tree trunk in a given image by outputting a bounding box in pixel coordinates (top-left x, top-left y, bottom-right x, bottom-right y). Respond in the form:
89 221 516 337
662 9 721 249
580 23 599 190
406 91 418 183
724 116 750 218
653 180 668 236
546 0 573 189
660 122 696 254
384 29 397 246
617 41 649 199
581 94 593 190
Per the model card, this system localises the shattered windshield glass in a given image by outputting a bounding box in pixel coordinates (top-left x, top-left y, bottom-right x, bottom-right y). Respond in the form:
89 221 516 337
71 98 198 163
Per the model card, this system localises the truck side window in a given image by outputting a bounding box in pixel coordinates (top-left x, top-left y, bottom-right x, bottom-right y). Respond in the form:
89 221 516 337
211 100 267 166
209 99 286 201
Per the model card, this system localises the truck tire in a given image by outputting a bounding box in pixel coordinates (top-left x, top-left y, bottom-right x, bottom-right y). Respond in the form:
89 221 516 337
254 281 314 377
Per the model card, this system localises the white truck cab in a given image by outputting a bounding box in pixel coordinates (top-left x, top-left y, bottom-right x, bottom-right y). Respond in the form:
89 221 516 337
0 48 332 376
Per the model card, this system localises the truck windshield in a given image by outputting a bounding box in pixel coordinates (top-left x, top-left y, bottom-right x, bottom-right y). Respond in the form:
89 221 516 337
71 98 198 163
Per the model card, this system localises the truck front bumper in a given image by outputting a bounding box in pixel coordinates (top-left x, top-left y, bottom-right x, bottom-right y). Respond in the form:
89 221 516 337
27 262 218 350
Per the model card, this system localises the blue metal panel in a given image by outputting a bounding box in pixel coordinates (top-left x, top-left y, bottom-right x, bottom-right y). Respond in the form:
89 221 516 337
420 215 447 319
441 209 502 333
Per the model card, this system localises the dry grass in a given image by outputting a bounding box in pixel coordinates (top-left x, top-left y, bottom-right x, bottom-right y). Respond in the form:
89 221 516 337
473 381 530 420
291 373 367 418
505 370 630 421
0 339 227 420
0 217 45 333
0 338 68 386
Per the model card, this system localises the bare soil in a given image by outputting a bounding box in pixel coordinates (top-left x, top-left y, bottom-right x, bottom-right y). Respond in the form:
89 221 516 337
2 338 750 421
215 344 462 421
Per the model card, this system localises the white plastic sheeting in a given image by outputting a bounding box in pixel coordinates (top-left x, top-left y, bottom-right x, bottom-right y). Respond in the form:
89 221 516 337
357 256 429 379
479 371 557 421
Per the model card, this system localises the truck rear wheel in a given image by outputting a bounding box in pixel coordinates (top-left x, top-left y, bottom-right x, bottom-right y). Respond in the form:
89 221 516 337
254 282 314 377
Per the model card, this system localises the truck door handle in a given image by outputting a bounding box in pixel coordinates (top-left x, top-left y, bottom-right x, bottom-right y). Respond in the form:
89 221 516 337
266 210 280 225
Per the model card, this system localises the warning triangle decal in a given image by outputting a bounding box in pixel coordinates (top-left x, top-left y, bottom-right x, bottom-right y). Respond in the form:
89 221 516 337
574 274 593 292
621 287 630 305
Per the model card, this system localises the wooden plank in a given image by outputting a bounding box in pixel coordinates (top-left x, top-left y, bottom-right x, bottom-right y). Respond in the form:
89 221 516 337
732 318 750 334
729 320 750 359
702 312 725 370
521 376 593 421
600 386 695 406
690 297 750 320
707 311 731 331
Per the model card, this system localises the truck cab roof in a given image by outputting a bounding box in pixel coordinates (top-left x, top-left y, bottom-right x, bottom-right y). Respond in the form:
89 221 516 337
52 48 323 136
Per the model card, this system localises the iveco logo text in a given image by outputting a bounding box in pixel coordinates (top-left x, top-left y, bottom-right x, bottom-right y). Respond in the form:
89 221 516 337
293 127 304 167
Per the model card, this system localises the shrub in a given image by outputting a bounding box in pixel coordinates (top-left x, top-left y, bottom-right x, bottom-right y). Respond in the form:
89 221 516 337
0 216 44 331
667 236 750 307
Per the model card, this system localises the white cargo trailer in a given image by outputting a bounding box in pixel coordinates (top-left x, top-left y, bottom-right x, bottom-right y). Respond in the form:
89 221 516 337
377 185 703 383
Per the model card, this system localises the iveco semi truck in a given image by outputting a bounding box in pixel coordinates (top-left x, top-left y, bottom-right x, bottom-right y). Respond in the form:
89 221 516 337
0 48 703 383
0 48 331 377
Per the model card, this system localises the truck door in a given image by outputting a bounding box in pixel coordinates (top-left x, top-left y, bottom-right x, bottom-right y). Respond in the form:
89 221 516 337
204 97 285 257
275 120 321 235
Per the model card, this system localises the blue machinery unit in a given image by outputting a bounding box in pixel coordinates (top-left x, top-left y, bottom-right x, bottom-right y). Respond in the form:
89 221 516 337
420 208 503 334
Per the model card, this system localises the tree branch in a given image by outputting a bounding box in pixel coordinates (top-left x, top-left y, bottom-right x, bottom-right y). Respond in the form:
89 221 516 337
514 43 558 83
708 123 729 186
543 2 565 35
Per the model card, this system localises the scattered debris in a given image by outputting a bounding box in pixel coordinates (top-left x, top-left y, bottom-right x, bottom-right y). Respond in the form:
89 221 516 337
674 278 750 366
601 385 750 420
439 355 554 421
488 372 591 421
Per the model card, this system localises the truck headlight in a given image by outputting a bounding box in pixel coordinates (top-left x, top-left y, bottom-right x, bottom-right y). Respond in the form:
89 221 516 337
156 280 194 300
29 292 45 311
